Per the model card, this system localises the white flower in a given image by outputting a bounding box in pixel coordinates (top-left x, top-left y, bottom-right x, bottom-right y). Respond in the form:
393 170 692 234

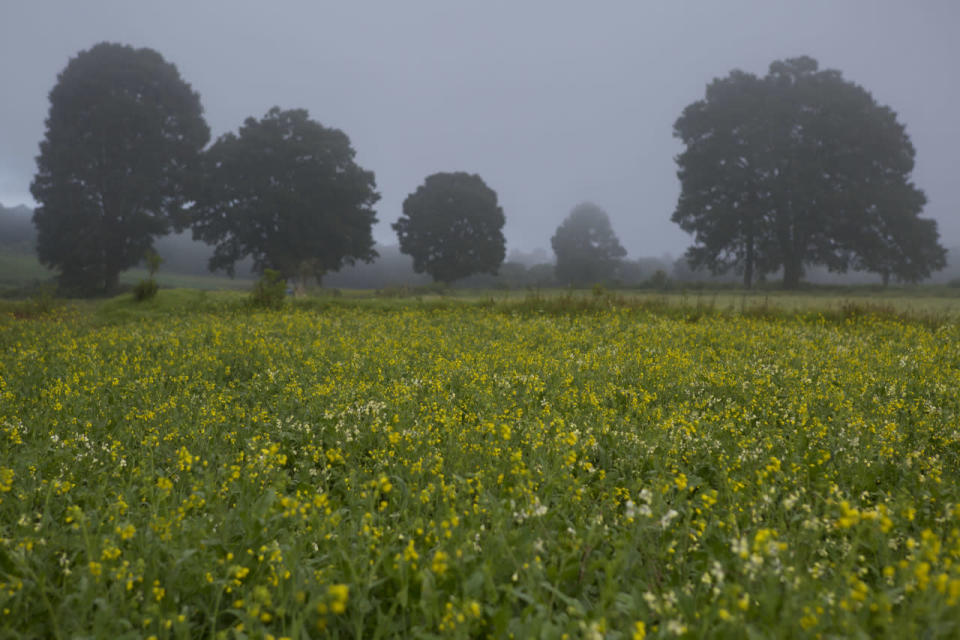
667 620 688 635
659 509 679 529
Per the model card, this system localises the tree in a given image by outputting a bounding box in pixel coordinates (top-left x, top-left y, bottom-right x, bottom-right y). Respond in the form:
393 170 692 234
848 202 944 285
672 56 944 288
551 202 626 286
191 107 379 285
31 42 209 295
393 172 506 283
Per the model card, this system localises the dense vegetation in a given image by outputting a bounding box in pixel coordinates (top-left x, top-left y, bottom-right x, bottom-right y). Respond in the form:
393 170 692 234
394 172 506 284
552 203 627 286
31 43 209 296
2 297 959 637
673 56 945 288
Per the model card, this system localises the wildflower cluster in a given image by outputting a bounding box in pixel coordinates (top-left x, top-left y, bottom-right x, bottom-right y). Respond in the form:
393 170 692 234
0 305 959 636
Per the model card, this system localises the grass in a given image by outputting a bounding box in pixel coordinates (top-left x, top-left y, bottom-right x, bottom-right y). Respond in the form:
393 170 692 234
5 286 959 332
0 246 252 297
121 268 253 291
0 251 54 287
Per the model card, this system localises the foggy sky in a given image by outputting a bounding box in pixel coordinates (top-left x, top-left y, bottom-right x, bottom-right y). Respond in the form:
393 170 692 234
2 0 958 258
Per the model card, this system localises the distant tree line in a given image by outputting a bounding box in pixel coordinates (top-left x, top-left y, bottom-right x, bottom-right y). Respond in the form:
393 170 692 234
27 43 946 295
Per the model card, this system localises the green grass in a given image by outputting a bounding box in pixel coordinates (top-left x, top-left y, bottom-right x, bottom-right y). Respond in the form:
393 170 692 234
0 251 54 286
121 267 253 291
0 246 253 296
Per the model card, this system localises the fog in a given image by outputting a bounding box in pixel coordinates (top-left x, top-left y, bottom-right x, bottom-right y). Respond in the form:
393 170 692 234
2 0 958 259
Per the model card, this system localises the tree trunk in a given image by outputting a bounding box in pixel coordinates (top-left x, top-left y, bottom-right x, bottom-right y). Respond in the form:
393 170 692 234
881 271 890 287
104 269 120 294
782 258 802 289
743 223 754 289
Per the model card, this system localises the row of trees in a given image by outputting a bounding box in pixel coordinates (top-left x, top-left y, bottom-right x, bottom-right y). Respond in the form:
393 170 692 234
30 43 621 293
32 43 383 295
30 44 945 294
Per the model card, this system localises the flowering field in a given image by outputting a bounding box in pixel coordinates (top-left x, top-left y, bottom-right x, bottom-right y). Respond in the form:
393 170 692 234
1 302 959 638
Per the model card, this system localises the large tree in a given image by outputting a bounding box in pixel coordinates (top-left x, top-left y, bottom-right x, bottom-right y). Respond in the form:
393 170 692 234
551 202 627 286
31 42 209 295
672 56 944 288
191 107 379 284
393 172 506 284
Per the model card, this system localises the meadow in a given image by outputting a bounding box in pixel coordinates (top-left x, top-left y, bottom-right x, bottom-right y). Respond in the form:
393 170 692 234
1 293 959 638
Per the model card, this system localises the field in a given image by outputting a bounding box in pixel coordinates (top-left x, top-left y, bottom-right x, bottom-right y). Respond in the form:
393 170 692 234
2 294 960 638
0 247 253 295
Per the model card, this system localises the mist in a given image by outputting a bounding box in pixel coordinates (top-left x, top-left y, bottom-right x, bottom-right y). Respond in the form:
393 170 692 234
2 1 959 263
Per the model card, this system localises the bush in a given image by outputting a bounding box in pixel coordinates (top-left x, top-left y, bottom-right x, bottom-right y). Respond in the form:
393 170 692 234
648 269 672 291
132 278 158 302
249 269 287 309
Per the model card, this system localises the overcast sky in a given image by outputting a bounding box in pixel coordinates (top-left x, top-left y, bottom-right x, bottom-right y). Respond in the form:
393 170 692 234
1 0 958 258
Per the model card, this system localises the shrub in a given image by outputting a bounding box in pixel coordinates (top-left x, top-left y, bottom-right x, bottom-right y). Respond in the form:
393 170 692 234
132 279 159 302
132 250 163 302
249 269 287 309
648 269 671 291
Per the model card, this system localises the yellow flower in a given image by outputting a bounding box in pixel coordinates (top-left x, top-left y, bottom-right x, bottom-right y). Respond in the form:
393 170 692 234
117 523 136 540
674 472 687 491
328 583 349 614
431 551 449 576
0 468 13 493
633 621 646 640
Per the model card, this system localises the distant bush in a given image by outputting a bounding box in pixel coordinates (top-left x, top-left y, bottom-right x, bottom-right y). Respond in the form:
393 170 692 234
647 269 672 291
132 250 163 302
132 279 159 301
249 269 287 309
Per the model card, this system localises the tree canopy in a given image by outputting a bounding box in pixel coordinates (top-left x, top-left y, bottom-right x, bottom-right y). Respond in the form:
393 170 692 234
30 42 209 295
393 172 506 284
191 107 379 284
551 202 627 286
672 56 945 288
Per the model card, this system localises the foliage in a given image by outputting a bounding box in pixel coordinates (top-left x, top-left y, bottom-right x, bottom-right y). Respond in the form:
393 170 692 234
30 42 209 296
143 250 163 279
0 283 60 318
248 268 287 309
192 107 379 285
551 202 627 286
647 268 671 290
132 250 163 302
673 56 945 288
3 304 960 636
132 278 159 302
394 172 506 283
